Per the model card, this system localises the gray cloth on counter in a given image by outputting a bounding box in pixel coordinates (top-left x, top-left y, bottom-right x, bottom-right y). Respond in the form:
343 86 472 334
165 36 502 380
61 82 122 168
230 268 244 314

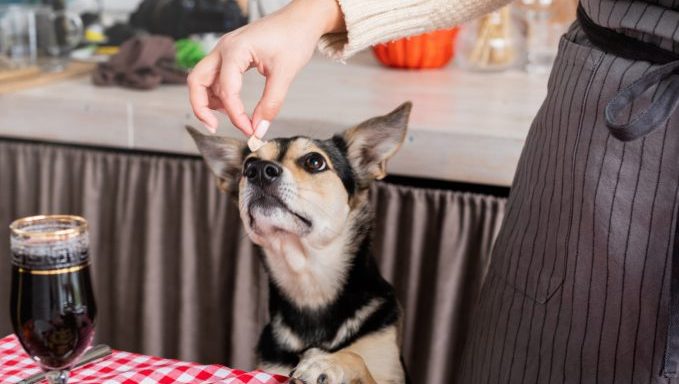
0 139 505 384
93 35 187 90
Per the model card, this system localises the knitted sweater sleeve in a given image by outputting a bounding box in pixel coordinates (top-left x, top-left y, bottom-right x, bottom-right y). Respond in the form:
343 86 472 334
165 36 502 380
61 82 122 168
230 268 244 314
317 0 512 60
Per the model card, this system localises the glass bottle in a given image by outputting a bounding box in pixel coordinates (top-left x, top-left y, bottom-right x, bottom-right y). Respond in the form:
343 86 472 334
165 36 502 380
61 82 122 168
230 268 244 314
455 5 526 72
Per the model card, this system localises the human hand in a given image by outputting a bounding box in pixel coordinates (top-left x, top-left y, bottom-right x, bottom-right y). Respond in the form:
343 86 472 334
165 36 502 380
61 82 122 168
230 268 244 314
188 0 345 136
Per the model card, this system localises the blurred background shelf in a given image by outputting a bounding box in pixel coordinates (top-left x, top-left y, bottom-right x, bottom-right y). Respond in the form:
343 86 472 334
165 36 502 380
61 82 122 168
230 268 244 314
0 52 548 187
0 61 95 93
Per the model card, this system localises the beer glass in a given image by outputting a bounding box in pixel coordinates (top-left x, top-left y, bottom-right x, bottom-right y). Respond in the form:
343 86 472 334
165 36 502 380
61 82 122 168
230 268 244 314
35 7 83 72
9 215 97 384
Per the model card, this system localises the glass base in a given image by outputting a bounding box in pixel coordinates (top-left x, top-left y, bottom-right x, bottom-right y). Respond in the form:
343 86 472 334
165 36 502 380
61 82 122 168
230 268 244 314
46 370 69 384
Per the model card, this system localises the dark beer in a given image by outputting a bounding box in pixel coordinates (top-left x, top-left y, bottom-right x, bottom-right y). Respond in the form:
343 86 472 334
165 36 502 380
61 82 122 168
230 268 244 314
9 215 97 382
10 262 96 370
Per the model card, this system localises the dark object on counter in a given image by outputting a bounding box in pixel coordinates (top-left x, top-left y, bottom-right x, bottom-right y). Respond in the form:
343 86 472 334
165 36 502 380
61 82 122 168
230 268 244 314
41 0 71 53
80 12 101 30
104 23 142 46
41 0 65 10
93 36 187 90
130 0 247 39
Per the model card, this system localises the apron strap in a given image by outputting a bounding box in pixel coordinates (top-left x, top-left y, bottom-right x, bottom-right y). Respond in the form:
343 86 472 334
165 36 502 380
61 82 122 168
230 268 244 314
577 3 679 142
604 61 679 142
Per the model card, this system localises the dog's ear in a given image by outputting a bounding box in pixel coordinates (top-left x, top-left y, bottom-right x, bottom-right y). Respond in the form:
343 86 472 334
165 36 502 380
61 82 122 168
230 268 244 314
186 126 247 192
342 102 411 183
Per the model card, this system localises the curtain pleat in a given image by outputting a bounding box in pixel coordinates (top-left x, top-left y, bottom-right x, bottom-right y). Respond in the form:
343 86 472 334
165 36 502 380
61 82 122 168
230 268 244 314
0 139 505 383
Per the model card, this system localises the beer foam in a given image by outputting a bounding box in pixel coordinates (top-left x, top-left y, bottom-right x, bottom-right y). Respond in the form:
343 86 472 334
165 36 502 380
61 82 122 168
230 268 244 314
10 219 90 269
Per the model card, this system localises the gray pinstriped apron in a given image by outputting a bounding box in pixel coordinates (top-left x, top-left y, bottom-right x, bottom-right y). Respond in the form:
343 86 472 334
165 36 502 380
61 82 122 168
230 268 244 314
456 1 679 383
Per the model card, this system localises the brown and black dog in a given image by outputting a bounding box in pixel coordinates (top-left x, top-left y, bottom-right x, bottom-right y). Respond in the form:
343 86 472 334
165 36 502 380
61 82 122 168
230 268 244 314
188 102 412 384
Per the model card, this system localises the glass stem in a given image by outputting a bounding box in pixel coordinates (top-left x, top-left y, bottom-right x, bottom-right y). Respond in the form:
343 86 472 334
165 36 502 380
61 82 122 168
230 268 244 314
45 370 69 384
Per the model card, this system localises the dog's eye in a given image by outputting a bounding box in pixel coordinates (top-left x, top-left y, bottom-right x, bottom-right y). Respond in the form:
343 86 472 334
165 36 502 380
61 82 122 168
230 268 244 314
301 153 327 173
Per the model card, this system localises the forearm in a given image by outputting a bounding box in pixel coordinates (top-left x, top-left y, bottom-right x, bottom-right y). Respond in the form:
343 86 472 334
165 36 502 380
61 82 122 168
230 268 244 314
279 0 345 40
319 0 514 60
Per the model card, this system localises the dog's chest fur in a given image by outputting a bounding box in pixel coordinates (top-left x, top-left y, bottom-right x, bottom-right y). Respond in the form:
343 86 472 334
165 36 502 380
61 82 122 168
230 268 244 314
256 234 401 368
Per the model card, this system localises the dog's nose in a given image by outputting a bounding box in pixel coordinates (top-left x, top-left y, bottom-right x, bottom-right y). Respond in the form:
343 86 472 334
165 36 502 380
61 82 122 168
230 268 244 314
244 160 282 185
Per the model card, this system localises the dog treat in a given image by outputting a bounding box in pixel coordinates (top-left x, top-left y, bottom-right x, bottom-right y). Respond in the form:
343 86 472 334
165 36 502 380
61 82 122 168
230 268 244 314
248 135 266 152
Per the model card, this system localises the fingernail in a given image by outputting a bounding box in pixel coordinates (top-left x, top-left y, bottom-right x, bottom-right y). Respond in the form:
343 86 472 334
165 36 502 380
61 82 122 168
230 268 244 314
254 120 270 139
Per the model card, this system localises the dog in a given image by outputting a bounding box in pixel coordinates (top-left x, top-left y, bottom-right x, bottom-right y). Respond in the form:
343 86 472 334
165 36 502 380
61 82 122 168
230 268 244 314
188 102 412 384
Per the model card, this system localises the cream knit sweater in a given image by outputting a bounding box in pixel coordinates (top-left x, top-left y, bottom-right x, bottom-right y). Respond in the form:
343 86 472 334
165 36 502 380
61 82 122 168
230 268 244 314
318 0 512 60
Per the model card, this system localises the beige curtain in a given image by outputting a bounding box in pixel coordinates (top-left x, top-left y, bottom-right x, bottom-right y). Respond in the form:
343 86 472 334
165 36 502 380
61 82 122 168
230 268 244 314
0 139 506 383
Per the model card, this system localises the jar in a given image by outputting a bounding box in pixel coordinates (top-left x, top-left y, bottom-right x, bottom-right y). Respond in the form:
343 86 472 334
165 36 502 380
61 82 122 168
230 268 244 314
455 5 526 72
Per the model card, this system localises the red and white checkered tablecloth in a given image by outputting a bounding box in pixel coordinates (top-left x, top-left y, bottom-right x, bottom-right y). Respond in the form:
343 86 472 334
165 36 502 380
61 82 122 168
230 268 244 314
0 335 289 384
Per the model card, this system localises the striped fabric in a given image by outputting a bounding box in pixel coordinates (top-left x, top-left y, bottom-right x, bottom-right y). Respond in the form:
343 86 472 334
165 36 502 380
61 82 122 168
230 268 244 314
456 8 679 384
580 0 679 54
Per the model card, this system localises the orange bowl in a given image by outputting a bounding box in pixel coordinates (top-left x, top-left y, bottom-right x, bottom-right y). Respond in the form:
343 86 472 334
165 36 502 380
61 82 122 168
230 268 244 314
372 27 460 69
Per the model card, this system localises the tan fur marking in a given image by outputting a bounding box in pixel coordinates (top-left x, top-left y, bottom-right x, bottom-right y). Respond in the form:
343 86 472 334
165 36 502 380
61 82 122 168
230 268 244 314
253 141 279 160
324 298 384 350
292 326 403 384
272 314 306 351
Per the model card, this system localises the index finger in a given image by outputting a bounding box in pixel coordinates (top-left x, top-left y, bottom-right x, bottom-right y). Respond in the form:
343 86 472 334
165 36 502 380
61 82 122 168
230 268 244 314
188 53 221 132
217 61 254 136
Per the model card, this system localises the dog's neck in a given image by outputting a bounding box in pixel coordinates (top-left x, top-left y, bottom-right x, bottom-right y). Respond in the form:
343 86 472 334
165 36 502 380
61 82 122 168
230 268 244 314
259 203 371 310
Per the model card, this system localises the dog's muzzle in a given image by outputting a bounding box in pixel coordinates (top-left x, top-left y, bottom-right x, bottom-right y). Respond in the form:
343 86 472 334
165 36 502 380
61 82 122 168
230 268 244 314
243 160 312 231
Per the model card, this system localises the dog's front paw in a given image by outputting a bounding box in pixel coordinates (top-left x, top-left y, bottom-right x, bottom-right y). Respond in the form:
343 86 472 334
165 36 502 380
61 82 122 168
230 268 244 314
290 348 372 384
290 349 342 384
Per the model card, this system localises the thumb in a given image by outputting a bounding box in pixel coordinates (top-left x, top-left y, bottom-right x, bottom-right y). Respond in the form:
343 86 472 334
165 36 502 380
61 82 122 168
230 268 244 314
252 69 294 136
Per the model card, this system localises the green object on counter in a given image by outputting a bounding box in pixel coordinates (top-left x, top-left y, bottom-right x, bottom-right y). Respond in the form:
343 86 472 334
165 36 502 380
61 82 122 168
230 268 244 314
175 39 206 69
